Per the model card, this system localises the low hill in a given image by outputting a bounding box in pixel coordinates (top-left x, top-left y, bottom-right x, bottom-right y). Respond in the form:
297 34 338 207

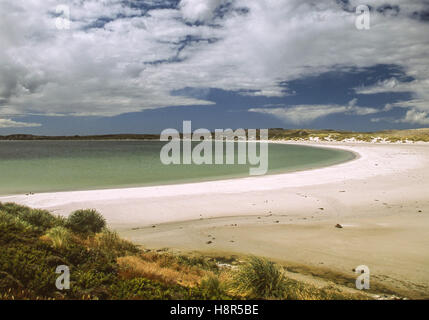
1 128 428 142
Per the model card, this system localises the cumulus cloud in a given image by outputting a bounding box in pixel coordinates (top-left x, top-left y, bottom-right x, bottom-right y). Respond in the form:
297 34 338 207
249 100 379 124
356 76 429 125
398 109 429 125
0 0 428 121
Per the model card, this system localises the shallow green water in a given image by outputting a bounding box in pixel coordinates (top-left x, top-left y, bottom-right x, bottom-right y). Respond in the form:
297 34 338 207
0 141 354 195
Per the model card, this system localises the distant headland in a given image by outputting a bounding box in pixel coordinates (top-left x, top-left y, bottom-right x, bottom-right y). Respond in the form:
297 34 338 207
1 128 428 142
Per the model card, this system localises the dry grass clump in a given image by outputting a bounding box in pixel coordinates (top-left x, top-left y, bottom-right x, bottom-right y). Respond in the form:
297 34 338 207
72 229 138 256
117 255 208 287
93 230 138 255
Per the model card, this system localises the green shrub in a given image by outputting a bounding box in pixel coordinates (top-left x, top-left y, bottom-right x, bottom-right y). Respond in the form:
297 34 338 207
0 244 58 297
23 209 63 231
0 211 31 231
109 277 191 300
0 203 30 216
67 209 106 235
231 256 287 299
72 269 117 292
0 203 64 232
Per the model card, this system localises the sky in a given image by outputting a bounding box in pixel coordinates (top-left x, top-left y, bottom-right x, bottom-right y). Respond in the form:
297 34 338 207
0 0 428 135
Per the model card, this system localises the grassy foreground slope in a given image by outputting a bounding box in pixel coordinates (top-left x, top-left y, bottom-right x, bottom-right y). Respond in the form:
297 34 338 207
0 203 369 300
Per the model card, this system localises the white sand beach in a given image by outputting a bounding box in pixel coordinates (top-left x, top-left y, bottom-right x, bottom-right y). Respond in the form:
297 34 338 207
2 141 429 298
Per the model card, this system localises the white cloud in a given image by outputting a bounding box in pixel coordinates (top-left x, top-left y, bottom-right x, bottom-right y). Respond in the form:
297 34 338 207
355 78 429 112
179 0 227 22
0 0 428 119
249 101 379 124
392 99 429 111
355 78 402 95
0 119 42 128
249 105 347 124
399 109 429 125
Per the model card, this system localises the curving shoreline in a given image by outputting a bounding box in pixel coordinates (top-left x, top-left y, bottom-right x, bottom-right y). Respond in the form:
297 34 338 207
0 140 352 196
0 141 424 219
1 141 429 297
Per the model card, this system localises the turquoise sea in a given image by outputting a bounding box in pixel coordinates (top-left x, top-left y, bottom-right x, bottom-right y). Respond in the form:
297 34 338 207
0 141 354 195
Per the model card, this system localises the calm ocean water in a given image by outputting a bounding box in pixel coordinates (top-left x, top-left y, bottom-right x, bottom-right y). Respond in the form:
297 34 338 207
0 141 354 195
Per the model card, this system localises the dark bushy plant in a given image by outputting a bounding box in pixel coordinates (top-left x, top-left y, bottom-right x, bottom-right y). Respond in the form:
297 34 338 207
67 209 106 235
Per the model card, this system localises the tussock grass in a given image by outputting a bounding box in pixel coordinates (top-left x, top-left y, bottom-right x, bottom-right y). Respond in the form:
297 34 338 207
229 256 287 299
199 274 230 300
95 230 138 253
226 256 369 300
66 209 106 235
43 226 72 249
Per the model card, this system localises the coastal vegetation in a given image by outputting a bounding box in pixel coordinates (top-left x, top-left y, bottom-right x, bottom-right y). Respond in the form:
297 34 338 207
0 203 370 300
1 128 429 143
268 128 429 143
